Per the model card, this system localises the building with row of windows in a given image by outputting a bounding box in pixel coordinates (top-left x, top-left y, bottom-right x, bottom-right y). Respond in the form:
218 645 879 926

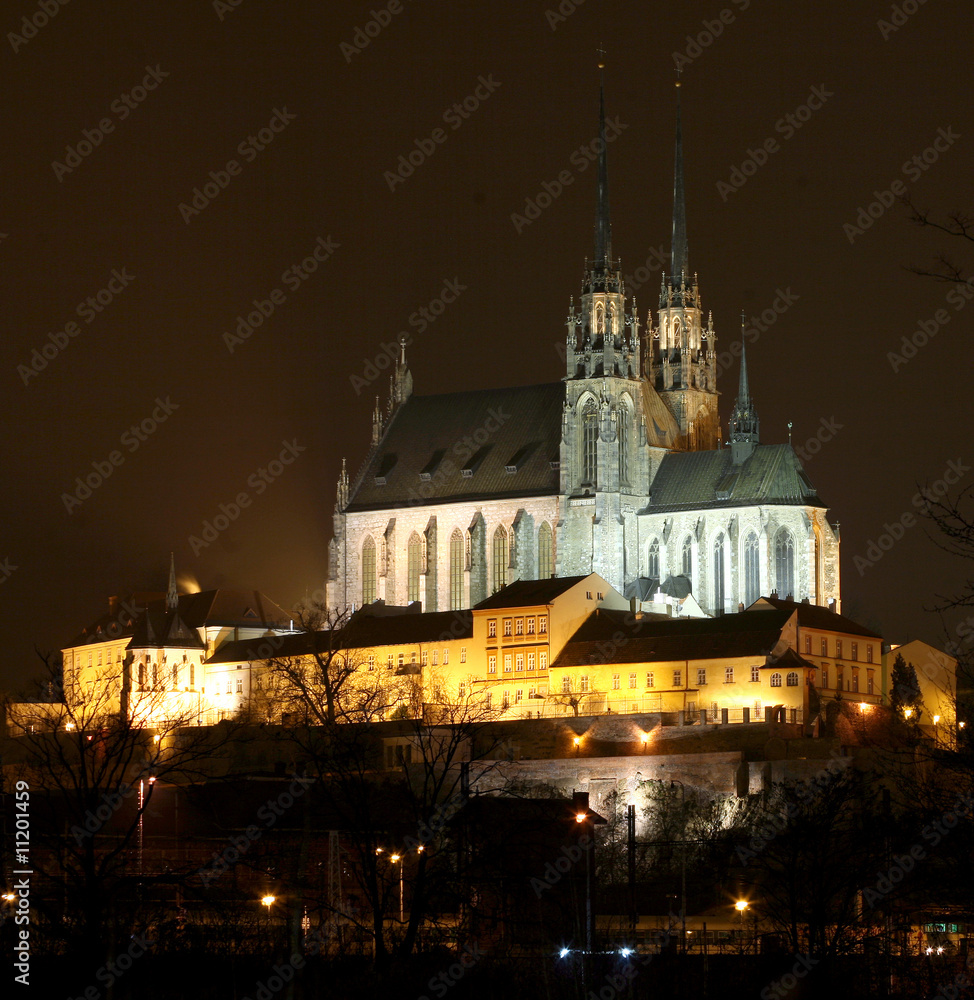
325 82 840 621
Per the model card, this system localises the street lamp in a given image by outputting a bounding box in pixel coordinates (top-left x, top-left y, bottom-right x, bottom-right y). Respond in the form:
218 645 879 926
670 780 687 952
735 900 749 953
390 854 403 922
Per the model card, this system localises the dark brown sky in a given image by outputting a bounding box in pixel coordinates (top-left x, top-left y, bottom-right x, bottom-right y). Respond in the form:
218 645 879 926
2 0 972 691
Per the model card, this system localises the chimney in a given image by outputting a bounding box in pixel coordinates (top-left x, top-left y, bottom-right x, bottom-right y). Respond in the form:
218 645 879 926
108 595 119 615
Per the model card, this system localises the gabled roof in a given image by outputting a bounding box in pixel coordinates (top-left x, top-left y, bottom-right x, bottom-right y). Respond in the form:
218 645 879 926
346 383 564 511
551 607 791 668
646 443 825 512
473 576 593 611
67 589 294 647
129 609 207 650
206 609 474 664
749 597 882 639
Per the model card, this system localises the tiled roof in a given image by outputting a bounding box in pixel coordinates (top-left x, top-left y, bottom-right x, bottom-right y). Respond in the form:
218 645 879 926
551 608 791 667
346 383 564 511
473 576 591 610
67 589 294 647
752 597 883 639
206 609 474 663
647 444 825 512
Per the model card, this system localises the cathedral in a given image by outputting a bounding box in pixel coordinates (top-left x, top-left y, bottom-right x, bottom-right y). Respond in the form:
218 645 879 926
326 80 841 619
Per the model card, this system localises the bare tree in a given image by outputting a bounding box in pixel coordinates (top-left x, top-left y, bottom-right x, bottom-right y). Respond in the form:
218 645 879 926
5 653 240 980
904 196 973 284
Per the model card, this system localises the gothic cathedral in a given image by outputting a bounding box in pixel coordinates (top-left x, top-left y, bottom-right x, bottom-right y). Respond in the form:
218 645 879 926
326 79 841 619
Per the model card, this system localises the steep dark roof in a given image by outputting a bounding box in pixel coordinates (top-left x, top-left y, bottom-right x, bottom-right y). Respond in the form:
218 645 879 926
552 607 791 667
346 383 564 511
67 589 294 647
206 609 474 663
473 576 590 610
751 597 883 639
129 610 207 650
647 444 825 512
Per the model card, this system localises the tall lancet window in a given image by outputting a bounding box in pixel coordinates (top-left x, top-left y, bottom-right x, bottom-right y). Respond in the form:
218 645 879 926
581 401 598 487
774 529 795 599
648 539 660 582
492 526 508 593
407 533 422 604
743 532 760 607
538 522 553 579
618 406 630 484
449 530 464 610
712 533 726 612
362 537 376 605
681 536 693 582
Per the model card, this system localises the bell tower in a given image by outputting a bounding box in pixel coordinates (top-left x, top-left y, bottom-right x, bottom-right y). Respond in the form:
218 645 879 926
559 64 647 591
649 82 720 450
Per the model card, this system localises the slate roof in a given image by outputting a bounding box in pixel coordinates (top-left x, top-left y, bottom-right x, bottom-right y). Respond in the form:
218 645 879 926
67 589 294 647
752 597 883 639
646 443 825 512
346 383 564 511
473 576 591 610
551 607 792 668
206 609 474 663
129 610 207 650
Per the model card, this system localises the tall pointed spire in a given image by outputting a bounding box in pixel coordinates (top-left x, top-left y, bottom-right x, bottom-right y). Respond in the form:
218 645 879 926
729 314 759 464
167 552 178 612
594 58 612 267
671 79 687 281
737 323 751 406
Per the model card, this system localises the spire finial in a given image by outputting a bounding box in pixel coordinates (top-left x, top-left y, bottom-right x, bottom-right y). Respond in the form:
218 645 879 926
167 551 178 612
671 79 687 281
738 312 750 403
594 56 611 267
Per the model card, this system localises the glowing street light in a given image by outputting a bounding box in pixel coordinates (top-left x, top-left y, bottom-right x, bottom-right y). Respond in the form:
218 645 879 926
735 900 749 953
933 715 941 724
261 895 276 908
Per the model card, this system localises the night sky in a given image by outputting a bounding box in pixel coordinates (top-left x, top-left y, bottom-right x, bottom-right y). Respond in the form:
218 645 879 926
2 0 971 692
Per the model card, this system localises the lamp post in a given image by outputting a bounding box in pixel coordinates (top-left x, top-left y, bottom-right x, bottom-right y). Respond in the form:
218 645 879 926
261 894 276 953
735 900 749 953
390 854 403 922
670 780 687 952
